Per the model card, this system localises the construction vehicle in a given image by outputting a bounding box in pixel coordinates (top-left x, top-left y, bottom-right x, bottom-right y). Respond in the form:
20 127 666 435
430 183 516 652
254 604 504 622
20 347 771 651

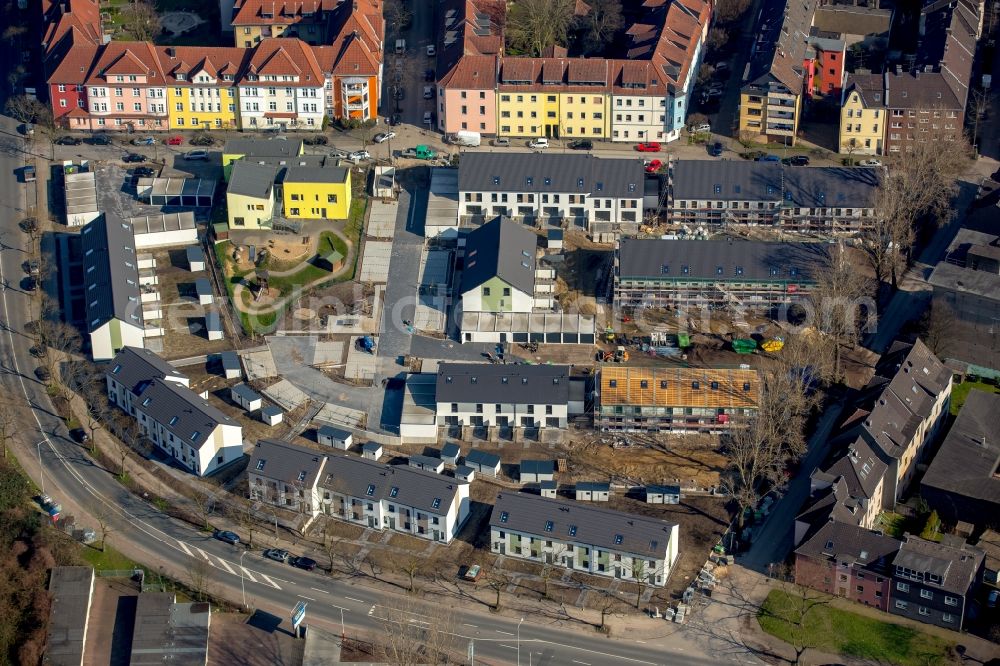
401 145 437 160
355 336 376 354
761 337 784 353
732 338 757 354
614 346 630 362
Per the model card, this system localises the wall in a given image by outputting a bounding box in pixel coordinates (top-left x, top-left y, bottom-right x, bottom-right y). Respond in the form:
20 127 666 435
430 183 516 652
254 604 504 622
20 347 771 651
440 88 497 135
283 178 351 219
227 189 275 230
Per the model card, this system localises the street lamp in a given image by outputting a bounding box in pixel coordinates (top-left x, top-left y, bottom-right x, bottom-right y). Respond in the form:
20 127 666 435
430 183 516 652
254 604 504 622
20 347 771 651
35 440 45 494
517 617 524 666
340 607 346 638
239 550 248 609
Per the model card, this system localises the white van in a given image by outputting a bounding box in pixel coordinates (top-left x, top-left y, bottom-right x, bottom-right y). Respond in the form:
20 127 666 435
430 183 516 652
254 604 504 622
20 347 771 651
451 130 481 147
528 137 549 149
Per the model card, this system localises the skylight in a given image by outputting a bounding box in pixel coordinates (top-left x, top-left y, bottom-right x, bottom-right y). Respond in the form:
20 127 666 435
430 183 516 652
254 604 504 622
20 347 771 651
366 484 376 496
432 498 441 509
500 511 509 523
614 534 623 545
256 459 266 470
545 521 554 532
390 486 399 497
568 525 577 536
297 471 306 482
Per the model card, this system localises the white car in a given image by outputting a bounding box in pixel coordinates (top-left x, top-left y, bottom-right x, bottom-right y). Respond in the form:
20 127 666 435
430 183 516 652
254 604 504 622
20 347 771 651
373 131 396 144
426 44 436 57
689 123 711 133
423 86 434 99
528 137 549 149
859 159 882 167
348 150 371 162
423 111 433 125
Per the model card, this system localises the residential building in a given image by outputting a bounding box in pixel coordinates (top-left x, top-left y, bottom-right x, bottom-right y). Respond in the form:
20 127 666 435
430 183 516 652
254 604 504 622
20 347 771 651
312 0 384 121
596 366 759 432
667 160 880 234
80 215 163 361
804 33 846 98
226 161 279 229
435 363 572 430
318 454 471 542
80 41 169 132
489 492 680 586
231 0 337 46
811 1 892 51
921 390 1000 526
157 46 245 130
457 153 645 236
613 238 825 311
794 521 900 611
282 164 351 219
927 226 1000 372
237 39 326 131
222 137 303 180
459 217 537 314
739 0 819 145
890 535 984 628
46 38 99 130
105 346 190 414
839 73 885 155
436 55 499 136
830 339 952 505
248 439 328 520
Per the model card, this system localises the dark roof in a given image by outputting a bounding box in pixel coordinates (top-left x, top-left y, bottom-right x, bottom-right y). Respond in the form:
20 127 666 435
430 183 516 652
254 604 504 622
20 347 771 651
489 492 678 559
318 425 352 440
129 594 210 666
819 435 888 501
843 72 886 108
228 160 278 198
540 479 558 489
617 238 828 283
812 5 892 37
283 165 349 183
362 441 382 452
795 521 900 567
136 378 236 450
884 70 962 110
893 535 984 595
261 405 283 418
520 459 554 474
107 346 187 394
921 390 1000 505
916 0 978 108
186 245 205 263
796 478 868 532
465 448 501 468
81 215 142 332
458 152 645 199
441 442 461 459
410 454 443 467
220 350 241 370
647 484 680 494
436 363 571 404
320 454 466 514
576 481 610 492
45 567 95 666
225 137 304 157
745 0 819 91
232 383 262 402
460 217 537 296
782 167 880 209
249 440 325 487
206 309 222 331
928 227 1000 303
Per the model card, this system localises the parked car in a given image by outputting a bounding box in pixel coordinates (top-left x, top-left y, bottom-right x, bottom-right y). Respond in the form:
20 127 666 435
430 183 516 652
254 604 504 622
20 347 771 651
463 564 483 581
423 85 434 99
426 44 436 56
167 136 184 145
645 159 664 173
709 141 723 157
123 153 147 163
131 136 157 146
55 135 82 146
689 123 711 133
303 135 328 145
567 139 593 150
348 150 371 162
636 142 661 152
373 131 396 144
184 150 209 161
215 530 241 545
189 134 216 146
528 137 549 149
860 159 882 167
755 153 780 162
423 111 434 125
34 366 51 382
69 428 89 444
330 148 349 159
22 259 39 275
492 137 510 147
263 548 289 562
424 69 436 82
782 155 810 166
290 556 317 571
89 134 112 145
131 166 156 178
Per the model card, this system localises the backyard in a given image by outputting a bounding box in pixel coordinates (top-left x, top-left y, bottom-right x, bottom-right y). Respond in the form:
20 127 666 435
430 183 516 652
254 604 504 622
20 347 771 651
950 379 1000 415
758 589 956 666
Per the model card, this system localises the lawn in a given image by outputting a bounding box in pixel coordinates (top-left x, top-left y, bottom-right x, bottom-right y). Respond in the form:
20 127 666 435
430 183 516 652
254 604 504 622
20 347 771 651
79 542 144 573
949 380 1000 415
758 589 955 666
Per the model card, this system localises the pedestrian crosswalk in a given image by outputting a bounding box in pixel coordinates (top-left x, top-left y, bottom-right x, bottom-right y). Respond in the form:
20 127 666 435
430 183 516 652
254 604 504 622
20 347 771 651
176 539 281 589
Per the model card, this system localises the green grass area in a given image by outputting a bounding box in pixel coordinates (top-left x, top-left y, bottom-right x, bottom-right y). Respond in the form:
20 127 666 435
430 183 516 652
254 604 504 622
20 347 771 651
758 589 954 666
950 380 1000 415
79 542 143 572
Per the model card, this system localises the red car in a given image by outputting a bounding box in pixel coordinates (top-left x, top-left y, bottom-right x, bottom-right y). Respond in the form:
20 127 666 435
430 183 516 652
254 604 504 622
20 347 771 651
167 136 183 145
645 159 663 173
636 142 661 152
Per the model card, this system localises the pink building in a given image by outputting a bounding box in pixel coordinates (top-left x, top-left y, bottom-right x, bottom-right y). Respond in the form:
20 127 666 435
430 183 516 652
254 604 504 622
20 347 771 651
436 55 498 135
80 42 169 131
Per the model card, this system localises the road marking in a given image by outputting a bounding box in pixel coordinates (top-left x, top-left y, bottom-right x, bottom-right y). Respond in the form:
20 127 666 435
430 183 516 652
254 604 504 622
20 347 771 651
193 547 211 562
572 661 591 665
368 605 376 616
463 623 478 628
407 619 430 625
240 568 257 583
310 587 329 593
498 644 515 650
177 541 194 557
298 595 316 601
216 558 236 575
345 596 364 603
258 573 281 589
495 630 514 636
636 641 646 644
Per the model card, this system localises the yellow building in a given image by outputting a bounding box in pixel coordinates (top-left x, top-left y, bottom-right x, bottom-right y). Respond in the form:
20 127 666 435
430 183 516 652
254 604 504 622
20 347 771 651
226 161 278 230
282 166 351 220
838 73 885 156
157 47 243 131
497 90 549 138
558 92 610 139
222 137 304 181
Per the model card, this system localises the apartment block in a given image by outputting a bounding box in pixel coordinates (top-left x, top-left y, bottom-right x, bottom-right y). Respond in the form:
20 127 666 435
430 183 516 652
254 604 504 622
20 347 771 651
435 363 572 430
890 535 984 629
248 439 328 520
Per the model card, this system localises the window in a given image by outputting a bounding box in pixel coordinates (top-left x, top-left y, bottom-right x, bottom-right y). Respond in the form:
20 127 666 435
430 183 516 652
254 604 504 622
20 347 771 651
920 589 933 600
895 600 908 610
944 596 957 606
614 534 623 545
432 498 441 509
569 525 577 536
297 471 306 482
483 287 490 296
896 582 909 592
256 459 266 470
918 606 929 616
942 613 954 623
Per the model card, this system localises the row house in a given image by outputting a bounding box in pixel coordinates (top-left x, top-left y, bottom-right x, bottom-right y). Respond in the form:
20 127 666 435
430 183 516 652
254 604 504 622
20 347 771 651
890 535 984 629
613 237 825 311
457 152 645 236
668 160 880 234
839 73 885 155
596 366 759 432
105 346 190 414
489 492 680 586
739 0 819 146
157 47 248 130
231 0 339 46
458 217 538 314
248 439 327 521
238 39 325 130
318 453 471 543
313 0 384 120
435 363 573 431
81 42 169 132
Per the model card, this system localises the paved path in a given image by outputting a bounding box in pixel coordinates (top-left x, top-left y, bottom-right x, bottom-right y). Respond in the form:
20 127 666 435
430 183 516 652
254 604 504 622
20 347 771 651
268 336 373 412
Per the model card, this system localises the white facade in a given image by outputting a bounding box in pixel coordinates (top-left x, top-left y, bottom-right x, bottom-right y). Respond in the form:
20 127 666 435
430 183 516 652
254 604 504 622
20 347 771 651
90 320 147 363
238 83 324 130
138 412 243 476
458 190 643 231
459 280 534 313
610 94 669 143
436 400 569 429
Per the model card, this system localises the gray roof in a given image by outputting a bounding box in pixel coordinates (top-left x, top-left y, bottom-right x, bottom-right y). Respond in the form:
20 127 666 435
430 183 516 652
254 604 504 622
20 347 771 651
283 165 349 184
576 481 610 492
436 363 571 404
136 378 236 450
205 309 222 331
362 441 382 452
320 454 467 514
795 521 900 567
782 167 880 208
225 137 304 158
129 594 210 666
232 383 262 402
647 484 680 494
441 442 461 459
228 160 277 198
818 435 888 502
458 152 645 199
540 479 558 490
410 454 443 467
618 238 828 283
893 535 984 595
81 215 143 332
318 425 352 440
745 0 819 91
455 464 475 477
490 492 678 559
130 211 197 236
461 217 537 296
921 390 1000 505
465 449 501 469
195 277 212 296
186 245 205 263
928 228 1000 303
812 4 892 37
261 405 282 418
521 459 554 474
884 70 962 110
220 350 240 370
45 567 95 666
249 440 325 487
107 346 187 394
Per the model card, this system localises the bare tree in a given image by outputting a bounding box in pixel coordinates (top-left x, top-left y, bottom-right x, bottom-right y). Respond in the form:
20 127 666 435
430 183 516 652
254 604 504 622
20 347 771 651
540 543 568 599
919 298 954 358
383 0 412 31
377 597 458 665
596 588 625 632
189 485 217 531
119 0 162 42
575 0 622 54
0 389 16 458
186 558 215 602
4 95 48 126
399 553 426 593
485 566 511 610
109 412 142 480
321 519 340 574
95 506 115 553
226 495 259 549
506 0 576 56
715 0 751 22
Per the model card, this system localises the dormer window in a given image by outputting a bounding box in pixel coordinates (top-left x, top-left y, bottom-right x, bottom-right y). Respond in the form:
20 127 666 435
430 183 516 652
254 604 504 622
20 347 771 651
177 73 186 81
